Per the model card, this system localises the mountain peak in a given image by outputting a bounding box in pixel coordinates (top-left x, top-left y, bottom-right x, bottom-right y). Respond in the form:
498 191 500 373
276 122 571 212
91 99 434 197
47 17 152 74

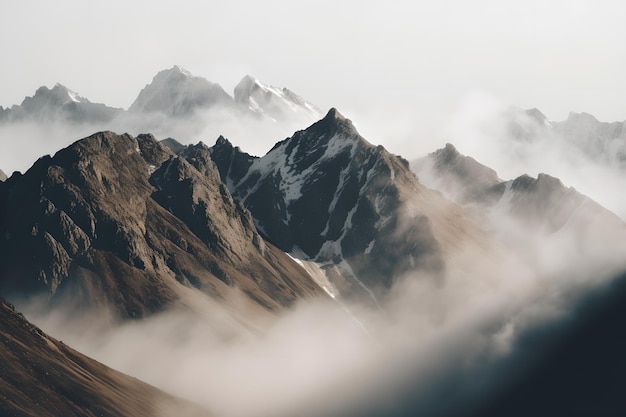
442 142 459 154
154 65 194 81
171 65 192 77
233 75 258 99
214 135 233 148
323 107 344 121
30 83 89 106
129 67 232 115
566 111 599 123
233 75 321 122
525 107 550 126
312 107 358 137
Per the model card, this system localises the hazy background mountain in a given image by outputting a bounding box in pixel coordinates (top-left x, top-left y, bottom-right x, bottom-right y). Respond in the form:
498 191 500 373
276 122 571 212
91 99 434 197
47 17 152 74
440 95 626 220
0 66 322 176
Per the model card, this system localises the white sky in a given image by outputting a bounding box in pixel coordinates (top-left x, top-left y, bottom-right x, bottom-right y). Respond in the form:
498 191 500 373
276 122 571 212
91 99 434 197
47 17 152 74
1 0 625 141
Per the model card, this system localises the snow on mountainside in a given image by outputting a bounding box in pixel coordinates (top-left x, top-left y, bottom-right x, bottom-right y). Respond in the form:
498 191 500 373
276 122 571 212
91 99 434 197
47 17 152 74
234 75 322 123
0 169 6 182
0 83 122 123
208 108 486 298
129 65 234 116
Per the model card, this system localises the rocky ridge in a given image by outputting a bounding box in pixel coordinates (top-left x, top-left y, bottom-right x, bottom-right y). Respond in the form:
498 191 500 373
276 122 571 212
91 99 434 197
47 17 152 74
0 131 323 318
208 109 486 295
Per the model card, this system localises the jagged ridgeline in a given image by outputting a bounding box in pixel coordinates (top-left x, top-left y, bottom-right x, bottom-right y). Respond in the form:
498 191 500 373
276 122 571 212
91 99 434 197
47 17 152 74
206 108 485 295
0 108 487 317
0 132 323 318
0 66 321 125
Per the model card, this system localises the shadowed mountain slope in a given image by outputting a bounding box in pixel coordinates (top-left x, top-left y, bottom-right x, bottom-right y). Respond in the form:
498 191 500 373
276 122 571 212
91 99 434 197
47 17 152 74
209 109 486 295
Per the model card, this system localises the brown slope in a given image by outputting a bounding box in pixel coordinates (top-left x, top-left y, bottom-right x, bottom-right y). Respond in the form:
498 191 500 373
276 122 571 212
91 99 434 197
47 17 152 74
0 298 211 417
0 131 323 318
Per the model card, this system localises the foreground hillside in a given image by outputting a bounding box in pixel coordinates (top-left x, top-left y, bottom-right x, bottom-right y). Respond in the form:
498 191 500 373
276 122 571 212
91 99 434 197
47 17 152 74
0 298 211 417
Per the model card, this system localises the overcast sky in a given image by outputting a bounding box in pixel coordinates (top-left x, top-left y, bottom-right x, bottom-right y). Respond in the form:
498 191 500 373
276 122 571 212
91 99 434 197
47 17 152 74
1 0 625 139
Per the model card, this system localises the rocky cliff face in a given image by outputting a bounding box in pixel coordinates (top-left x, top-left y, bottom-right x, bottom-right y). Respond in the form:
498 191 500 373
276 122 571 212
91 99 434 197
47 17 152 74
0 131 322 318
210 109 484 295
0 298 211 417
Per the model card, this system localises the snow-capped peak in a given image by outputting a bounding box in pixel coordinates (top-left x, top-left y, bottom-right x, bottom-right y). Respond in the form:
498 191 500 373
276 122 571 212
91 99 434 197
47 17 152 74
150 66 196 85
172 64 192 77
234 75 322 122
129 66 233 115
31 83 90 105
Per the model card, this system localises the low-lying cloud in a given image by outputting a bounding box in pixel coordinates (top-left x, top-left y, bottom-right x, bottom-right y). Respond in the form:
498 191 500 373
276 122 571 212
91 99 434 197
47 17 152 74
7 94 626 416
22 191 626 417
0 107 314 175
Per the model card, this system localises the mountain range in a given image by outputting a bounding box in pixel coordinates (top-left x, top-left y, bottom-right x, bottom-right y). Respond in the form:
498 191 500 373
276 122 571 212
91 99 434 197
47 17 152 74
506 107 626 170
0 66 321 127
1 71 626 416
0 131 322 319
413 142 624 236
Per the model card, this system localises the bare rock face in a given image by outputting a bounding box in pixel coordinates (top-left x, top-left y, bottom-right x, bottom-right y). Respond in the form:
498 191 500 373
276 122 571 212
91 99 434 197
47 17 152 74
210 109 483 294
0 298 212 417
0 131 322 318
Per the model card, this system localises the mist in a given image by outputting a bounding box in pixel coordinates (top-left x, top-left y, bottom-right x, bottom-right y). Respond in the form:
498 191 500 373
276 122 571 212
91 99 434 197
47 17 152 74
4 94 626 416
0 108 315 176
21 174 626 416
438 91 626 220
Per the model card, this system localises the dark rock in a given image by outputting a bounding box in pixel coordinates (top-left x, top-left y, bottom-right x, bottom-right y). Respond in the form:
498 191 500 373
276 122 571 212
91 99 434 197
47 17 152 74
210 109 482 295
